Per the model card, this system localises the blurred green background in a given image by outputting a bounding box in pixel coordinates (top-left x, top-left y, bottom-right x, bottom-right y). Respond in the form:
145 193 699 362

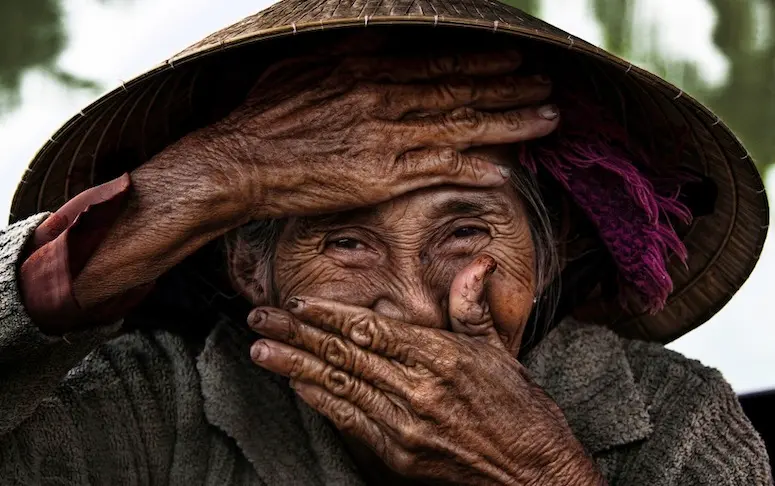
3 0 773 173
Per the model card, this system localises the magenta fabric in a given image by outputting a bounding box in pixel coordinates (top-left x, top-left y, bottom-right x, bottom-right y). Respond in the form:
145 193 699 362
520 94 691 314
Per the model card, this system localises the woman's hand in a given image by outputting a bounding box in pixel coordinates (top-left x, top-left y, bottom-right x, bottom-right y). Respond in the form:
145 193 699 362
248 256 604 486
180 49 559 220
73 51 558 309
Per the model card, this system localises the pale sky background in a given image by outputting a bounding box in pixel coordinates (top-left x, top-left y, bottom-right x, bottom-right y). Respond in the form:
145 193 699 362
0 0 771 393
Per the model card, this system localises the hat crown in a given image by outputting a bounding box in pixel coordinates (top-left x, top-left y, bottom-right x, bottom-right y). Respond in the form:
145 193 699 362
12 0 767 344
174 0 574 62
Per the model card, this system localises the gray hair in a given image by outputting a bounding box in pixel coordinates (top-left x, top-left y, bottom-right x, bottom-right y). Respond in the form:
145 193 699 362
225 166 560 338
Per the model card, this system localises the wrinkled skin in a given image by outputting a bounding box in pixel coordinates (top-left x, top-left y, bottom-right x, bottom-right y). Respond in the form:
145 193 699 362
271 165 535 353
240 159 603 485
190 50 561 221
66 45 601 484
73 50 560 309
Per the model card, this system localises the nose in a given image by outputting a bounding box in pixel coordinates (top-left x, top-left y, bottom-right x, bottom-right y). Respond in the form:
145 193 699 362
372 287 446 329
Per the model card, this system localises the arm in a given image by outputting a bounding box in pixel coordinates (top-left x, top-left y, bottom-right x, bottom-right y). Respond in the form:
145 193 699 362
0 213 205 485
0 214 122 437
0 51 557 481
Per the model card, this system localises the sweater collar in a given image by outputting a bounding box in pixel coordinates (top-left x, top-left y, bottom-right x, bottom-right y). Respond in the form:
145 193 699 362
523 318 653 454
196 320 365 485
196 317 652 479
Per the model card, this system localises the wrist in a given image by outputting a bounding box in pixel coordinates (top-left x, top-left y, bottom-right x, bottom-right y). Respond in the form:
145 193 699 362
134 134 253 233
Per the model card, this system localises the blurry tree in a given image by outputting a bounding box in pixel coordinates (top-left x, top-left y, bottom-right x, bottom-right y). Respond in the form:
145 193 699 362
2 0 774 170
703 0 775 172
0 0 102 113
503 0 775 172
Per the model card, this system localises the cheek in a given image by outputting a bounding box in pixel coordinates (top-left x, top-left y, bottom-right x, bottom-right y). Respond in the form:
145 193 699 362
274 251 390 307
483 237 536 351
488 274 534 350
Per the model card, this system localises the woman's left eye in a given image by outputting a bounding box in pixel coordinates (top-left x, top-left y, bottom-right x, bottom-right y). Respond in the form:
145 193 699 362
330 237 364 250
452 226 487 238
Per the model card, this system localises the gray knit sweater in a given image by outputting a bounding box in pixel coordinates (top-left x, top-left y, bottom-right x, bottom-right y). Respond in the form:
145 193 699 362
0 215 771 485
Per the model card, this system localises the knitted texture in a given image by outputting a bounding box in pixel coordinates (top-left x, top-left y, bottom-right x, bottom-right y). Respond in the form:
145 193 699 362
1 215 770 485
520 95 691 314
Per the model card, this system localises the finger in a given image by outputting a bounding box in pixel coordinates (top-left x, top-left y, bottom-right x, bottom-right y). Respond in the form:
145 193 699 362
448 255 503 349
248 308 413 395
384 74 552 119
398 104 560 150
251 339 393 407
338 50 523 82
284 297 445 365
293 380 422 476
252 340 410 433
292 380 392 457
392 148 511 191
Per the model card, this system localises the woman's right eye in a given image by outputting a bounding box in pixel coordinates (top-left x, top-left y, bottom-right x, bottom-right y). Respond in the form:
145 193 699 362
328 237 364 250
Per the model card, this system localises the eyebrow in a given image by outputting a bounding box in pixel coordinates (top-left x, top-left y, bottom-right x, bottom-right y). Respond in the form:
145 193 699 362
298 206 379 230
425 194 512 220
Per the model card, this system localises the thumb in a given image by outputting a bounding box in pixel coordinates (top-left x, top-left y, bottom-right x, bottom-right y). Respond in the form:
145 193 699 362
448 255 504 349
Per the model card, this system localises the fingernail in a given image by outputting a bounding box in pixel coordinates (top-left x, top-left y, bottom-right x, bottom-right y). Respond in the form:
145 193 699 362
248 309 267 330
498 165 511 178
486 260 498 276
286 297 302 311
251 341 269 362
538 104 559 120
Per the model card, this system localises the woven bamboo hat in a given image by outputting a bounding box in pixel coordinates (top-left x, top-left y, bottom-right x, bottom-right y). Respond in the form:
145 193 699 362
9 0 768 343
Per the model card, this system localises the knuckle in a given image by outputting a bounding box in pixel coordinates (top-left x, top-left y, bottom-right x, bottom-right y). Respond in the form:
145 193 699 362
447 77 477 101
321 335 350 369
437 147 457 165
408 378 443 412
434 148 466 177
395 422 424 451
430 350 472 377
456 350 476 371
497 77 522 97
451 151 468 176
325 369 355 397
505 110 525 128
288 353 306 380
449 109 482 133
389 450 417 474
279 314 300 343
331 401 358 431
348 314 378 348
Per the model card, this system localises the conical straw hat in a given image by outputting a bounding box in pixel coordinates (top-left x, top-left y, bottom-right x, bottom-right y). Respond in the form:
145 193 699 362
10 0 768 343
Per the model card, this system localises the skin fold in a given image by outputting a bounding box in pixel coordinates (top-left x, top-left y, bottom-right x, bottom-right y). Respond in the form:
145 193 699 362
241 152 603 485
59 47 603 484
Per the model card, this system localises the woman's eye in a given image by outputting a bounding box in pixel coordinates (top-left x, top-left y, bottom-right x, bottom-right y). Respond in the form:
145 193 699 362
452 227 486 238
329 238 364 250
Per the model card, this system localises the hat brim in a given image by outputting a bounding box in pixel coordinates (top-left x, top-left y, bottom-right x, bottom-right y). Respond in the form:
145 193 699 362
10 1 768 343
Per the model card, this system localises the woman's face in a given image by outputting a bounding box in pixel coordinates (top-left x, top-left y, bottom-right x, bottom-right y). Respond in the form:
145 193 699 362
272 151 537 354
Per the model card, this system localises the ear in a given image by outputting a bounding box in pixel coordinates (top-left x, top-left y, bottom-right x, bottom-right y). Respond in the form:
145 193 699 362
226 236 271 306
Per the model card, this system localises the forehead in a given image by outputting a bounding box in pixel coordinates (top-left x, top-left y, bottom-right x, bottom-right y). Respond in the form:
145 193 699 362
302 184 524 229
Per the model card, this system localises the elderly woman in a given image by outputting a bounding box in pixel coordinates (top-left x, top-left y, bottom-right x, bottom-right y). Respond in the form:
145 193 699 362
0 1 771 485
